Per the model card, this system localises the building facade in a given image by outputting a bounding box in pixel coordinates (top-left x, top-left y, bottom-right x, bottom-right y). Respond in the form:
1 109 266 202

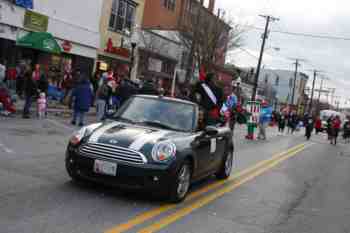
96 0 145 79
141 0 232 90
134 29 186 88
0 0 103 77
257 69 309 111
142 0 216 30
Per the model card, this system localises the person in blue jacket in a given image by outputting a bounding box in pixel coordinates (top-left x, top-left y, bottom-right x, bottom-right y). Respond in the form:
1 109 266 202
258 100 272 140
70 71 93 127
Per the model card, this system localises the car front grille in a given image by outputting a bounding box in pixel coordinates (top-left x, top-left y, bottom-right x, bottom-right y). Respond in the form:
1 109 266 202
79 143 147 165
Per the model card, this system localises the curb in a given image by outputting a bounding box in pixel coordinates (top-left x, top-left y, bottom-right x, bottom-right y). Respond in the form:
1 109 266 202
15 107 96 117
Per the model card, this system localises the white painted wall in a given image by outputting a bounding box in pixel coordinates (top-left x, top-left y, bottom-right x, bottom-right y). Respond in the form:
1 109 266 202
34 0 103 48
0 1 25 29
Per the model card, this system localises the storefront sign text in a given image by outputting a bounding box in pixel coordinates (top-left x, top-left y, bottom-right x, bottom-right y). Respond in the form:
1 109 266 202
105 38 130 58
24 10 48 32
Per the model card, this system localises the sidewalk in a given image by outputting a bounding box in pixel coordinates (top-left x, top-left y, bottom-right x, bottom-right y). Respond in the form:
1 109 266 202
15 99 96 118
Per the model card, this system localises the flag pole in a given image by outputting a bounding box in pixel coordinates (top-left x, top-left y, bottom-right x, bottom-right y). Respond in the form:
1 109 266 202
171 70 177 97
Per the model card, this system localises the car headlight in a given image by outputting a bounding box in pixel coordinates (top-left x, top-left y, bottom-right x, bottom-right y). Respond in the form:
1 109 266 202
69 123 102 145
151 141 177 163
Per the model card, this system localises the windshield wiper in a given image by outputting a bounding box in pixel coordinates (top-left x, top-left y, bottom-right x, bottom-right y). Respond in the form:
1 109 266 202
138 121 180 131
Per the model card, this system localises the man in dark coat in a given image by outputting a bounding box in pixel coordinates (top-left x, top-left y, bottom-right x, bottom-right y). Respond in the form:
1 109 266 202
70 74 93 126
38 73 49 95
22 67 38 119
118 77 139 105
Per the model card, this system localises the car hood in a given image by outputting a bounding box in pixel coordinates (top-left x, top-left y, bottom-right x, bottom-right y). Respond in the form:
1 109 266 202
87 121 184 151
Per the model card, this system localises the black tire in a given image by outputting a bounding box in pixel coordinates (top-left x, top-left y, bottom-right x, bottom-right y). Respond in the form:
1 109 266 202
216 150 234 179
168 161 192 203
65 154 82 182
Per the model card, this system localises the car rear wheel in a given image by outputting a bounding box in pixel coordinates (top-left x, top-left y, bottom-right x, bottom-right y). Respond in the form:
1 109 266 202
169 161 191 203
216 150 233 179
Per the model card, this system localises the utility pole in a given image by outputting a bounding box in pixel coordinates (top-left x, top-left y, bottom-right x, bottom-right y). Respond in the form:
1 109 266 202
329 88 336 109
316 76 329 112
308 69 323 114
331 89 336 107
251 15 279 101
290 59 306 106
334 96 341 111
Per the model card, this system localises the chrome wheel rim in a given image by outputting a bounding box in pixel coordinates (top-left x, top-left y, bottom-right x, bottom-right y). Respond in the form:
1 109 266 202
225 152 233 176
177 165 191 199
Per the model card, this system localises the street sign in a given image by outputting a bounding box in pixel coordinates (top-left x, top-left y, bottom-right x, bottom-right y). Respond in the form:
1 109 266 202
246 101 261 123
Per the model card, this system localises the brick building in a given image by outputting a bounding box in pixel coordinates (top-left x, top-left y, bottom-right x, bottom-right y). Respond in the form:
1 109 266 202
142 0 216 30
141 0 233 89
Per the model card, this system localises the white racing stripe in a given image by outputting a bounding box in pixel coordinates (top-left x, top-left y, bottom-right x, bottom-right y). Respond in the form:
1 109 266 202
88 122 120 143
129 130 169 151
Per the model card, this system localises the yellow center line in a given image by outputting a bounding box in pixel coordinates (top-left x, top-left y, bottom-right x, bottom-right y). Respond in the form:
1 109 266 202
104 143 306 233
137 145 308 233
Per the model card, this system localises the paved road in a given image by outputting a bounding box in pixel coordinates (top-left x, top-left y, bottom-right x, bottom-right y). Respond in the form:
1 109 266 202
1 116 349 233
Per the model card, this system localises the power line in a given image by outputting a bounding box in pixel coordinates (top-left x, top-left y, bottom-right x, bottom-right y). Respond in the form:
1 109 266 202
246 25 350 41
237 47 259 60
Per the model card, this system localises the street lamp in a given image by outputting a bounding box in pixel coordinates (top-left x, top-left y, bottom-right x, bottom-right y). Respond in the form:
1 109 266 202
129 26 139 79
232 76 241 87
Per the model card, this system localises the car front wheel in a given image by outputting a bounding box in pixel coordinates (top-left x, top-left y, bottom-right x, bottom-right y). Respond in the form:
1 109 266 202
169 161 192 203
65 154 81 182
216 150 233 179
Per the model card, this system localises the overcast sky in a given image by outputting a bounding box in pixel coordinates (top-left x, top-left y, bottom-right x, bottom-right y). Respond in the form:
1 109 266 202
215 0 350 107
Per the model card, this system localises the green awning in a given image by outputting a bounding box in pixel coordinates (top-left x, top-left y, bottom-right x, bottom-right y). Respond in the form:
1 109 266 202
16 32 62 54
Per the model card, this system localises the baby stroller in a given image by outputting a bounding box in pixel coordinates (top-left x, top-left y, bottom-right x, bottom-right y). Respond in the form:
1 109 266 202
0 85 16 116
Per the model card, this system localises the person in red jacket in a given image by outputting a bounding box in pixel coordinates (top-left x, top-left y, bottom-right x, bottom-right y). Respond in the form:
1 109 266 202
331 116 341 145
315 116 322 134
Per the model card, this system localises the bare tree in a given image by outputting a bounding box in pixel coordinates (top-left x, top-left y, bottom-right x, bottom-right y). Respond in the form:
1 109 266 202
178 1 245 81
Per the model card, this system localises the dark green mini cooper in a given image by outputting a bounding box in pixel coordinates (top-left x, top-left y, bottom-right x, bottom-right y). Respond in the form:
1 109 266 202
66 95 234 202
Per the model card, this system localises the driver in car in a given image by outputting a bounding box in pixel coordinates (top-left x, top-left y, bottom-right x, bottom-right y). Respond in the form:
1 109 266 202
197 109 206 131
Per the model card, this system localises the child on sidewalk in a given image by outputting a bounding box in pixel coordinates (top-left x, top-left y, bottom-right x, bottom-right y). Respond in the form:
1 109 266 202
37 92 47 119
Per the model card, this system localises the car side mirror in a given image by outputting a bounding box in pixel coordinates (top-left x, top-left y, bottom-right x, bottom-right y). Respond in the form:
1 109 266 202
204 126 219 136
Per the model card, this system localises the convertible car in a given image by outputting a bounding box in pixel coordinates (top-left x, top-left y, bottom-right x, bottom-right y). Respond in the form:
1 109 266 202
65 95 234 202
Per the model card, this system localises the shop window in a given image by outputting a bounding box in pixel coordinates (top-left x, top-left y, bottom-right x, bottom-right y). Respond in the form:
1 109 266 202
162 61 174 75
109 0 136 33
163 0 176 11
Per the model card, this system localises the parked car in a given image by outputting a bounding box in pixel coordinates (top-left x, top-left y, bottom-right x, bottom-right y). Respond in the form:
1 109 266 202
65 95 234 202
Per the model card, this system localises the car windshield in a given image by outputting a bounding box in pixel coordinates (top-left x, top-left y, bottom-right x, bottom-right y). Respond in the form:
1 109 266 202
115 96 196 132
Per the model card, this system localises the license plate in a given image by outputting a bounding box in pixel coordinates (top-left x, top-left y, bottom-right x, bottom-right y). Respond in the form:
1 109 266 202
93 160 117 176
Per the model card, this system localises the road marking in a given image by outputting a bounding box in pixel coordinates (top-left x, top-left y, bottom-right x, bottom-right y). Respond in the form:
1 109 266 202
137 144 310 233
0 142 14 154
104 143 306 233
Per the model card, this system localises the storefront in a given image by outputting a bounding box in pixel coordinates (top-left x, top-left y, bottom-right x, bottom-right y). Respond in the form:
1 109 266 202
0 5 98 83
137 48 177 91
12 31 94 84
95 38 131 78
95 54 130 77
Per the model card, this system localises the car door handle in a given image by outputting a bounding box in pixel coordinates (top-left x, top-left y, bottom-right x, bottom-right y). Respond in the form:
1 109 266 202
218 137 224 140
